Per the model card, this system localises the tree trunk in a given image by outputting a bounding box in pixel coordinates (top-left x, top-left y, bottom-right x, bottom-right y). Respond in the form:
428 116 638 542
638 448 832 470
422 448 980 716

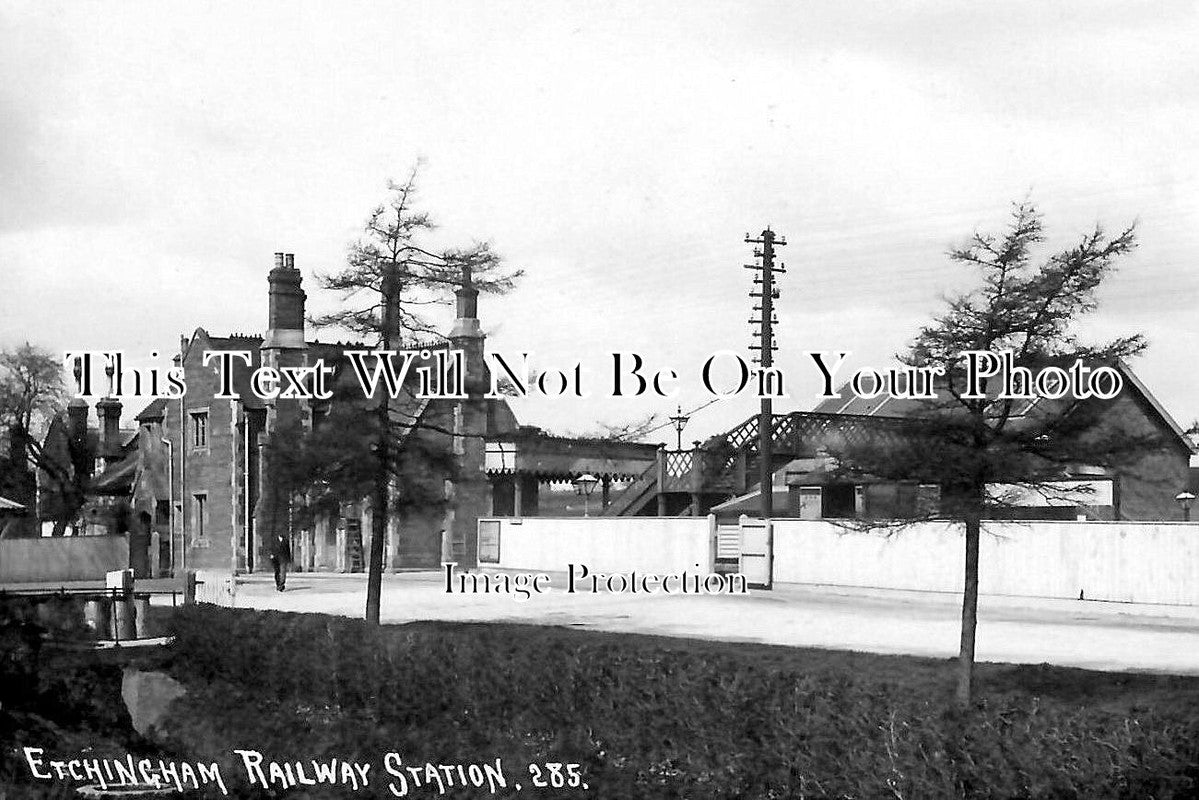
956 512 981 707
367 265 399 626
365 412 389 625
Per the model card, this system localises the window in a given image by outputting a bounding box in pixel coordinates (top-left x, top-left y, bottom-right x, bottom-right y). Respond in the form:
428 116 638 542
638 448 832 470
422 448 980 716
917 484 942 517
155 500 171 527
192 493 208 543
190 411 209 449
797 487 822 520
822 484 856 518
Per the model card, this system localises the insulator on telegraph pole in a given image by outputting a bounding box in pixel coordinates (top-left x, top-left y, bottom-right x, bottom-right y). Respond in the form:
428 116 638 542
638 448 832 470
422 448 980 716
743 227 786 519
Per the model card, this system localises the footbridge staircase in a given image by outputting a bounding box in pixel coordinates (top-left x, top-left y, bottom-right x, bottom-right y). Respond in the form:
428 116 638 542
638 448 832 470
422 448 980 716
603 411 909 517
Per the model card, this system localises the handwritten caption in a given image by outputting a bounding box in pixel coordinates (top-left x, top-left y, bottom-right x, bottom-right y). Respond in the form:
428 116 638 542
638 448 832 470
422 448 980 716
23 747 591 796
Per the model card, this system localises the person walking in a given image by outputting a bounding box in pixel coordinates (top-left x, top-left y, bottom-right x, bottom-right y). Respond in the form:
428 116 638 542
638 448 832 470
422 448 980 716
269 534 292 592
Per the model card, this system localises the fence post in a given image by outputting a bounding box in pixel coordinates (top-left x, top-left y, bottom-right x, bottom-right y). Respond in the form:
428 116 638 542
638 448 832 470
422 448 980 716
183 570 197 605
83 597 110 637
134 594 151 638
656 446 667 517
689 447 704 516
707 514 717 572
110 588 136 641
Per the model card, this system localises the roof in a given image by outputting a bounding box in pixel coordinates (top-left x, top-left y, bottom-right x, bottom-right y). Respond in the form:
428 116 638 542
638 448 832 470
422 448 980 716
186 329 266 409
1116 362 1195 453
85 428 138 453
184 327 524 440
135 398 168 422
0 495 26 512
811 360 1194 454
90 453 139 495
711 488 791 517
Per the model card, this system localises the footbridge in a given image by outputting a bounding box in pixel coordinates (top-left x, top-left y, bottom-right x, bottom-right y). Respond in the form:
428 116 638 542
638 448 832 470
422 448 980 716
603 411 912 517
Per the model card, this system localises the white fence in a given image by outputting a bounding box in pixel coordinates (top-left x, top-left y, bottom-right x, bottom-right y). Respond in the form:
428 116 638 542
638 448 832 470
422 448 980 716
477 517 712 575
773 521 963 593
771 518 1199 605
479 516 1199 606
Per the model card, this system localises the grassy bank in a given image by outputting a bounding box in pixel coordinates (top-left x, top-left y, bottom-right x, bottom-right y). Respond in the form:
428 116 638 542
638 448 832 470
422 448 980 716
154 605 1199 799
4 600 1198 798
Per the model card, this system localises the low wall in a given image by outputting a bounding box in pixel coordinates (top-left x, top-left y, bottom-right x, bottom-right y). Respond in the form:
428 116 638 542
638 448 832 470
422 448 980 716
772 519 1199 605
481 517 712 575
0 535 130 583
475 517 1199 605
773 520 964 593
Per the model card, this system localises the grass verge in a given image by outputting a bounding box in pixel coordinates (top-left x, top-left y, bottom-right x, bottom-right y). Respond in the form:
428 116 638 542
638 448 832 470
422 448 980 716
4 598 1198 798
150 605 1199 799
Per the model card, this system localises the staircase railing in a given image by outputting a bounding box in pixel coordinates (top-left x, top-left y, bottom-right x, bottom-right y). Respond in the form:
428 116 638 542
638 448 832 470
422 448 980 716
604 411 918 515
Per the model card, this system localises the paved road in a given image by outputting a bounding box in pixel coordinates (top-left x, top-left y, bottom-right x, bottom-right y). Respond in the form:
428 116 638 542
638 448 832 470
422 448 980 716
228 570 1199 675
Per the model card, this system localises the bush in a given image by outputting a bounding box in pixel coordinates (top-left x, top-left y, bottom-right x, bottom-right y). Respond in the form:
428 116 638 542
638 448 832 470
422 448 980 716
156 606 1199 799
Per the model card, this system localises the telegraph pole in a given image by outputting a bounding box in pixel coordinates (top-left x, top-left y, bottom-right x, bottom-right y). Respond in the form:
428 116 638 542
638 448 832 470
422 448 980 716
746 228 786 519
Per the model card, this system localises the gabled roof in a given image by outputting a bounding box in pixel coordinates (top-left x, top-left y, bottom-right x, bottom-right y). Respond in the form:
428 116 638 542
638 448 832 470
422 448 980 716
812 360 1194 454
135 398 168 422
1116 363 1195 453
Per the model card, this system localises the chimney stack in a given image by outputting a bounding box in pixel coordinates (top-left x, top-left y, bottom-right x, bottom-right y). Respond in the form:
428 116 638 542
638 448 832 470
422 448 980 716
262 252 306 350
96 397 123 462
96 358 122 462
450 265 481 339
64 355 90 457
67 398 88 441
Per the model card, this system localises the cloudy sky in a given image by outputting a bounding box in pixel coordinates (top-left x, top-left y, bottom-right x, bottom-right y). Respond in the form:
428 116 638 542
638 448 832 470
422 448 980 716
2 1 1197 442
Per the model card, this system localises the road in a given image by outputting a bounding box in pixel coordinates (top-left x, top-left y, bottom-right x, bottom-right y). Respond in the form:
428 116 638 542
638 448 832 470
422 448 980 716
228 570 1199 675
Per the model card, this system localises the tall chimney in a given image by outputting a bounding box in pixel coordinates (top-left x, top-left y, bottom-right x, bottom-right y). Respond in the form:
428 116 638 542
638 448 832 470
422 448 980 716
262 252 306 350
93 358 122 464
64 398 93 480
96 397 123 463
67 398 88 442
450 265 481 338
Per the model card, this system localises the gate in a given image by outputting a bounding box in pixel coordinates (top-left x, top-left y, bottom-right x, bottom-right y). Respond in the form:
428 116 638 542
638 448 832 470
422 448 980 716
192 570 237 607
739 519 773 589
714 523 741 573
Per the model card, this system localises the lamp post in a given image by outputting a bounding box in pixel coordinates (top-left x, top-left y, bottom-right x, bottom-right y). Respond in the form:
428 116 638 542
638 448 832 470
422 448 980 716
1175 491 1195 522
574 473 599 517
669 405 690 451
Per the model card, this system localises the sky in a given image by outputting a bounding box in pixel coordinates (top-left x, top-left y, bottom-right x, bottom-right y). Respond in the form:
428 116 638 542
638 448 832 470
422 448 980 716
2 0 1197 444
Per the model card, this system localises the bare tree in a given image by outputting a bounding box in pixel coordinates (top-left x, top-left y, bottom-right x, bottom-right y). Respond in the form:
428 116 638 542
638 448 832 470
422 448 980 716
566 413 664 443
0 343 66 439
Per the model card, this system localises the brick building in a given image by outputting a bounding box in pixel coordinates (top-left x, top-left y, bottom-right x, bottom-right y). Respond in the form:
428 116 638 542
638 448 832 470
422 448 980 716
142 252 517 575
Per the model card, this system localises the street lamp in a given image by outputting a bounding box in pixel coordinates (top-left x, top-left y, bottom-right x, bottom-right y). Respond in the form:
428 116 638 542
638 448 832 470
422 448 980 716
1175 491 1195 522
574 473 599 517
669 405 690 451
